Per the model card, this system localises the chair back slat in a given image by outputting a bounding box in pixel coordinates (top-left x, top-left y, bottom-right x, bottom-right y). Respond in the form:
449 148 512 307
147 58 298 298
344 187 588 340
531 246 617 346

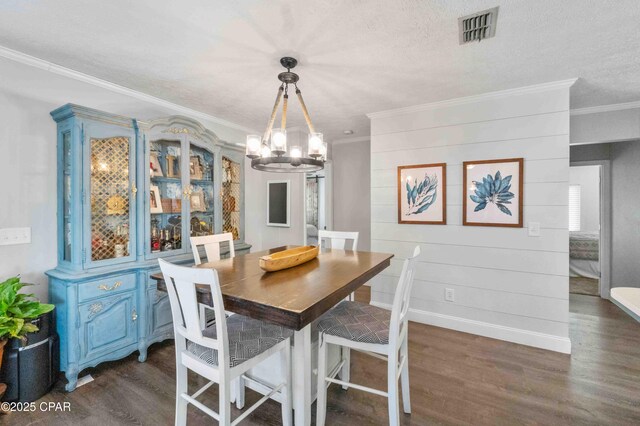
190 233 235 265
158 259 228 357
318 230 359 251
389 246 420 347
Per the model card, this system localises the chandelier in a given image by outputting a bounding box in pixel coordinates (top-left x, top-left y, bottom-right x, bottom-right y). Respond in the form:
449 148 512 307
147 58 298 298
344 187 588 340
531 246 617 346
246 57 326 172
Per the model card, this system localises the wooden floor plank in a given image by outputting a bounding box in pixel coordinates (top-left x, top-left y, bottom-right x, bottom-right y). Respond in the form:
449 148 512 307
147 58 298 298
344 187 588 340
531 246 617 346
11 290 640 425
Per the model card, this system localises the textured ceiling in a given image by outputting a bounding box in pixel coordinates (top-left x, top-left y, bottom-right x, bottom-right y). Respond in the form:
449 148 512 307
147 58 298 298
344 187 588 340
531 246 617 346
0 0 639 141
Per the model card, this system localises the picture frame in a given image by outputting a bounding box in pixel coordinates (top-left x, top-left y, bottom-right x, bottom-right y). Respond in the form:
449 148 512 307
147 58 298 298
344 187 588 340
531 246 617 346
190 189 206 212
397 163 447 224
150 152 163 177
463 157 524 227
166 154 180 178
190 155 204 180
150 185 163 214
267 180 290 227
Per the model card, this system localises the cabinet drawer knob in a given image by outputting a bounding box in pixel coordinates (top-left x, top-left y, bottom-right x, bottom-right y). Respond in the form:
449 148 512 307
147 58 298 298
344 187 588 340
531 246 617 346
98 281 122 291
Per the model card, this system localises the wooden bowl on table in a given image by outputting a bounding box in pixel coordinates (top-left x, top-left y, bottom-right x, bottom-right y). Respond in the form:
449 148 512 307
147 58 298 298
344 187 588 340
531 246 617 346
259 246 319 272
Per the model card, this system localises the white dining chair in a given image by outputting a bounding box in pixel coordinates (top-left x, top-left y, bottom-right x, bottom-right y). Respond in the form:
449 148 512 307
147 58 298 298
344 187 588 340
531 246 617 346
190 233 235 328
316 230 360 390
158 259 293 426
317 230 359 252
315 246 420 426
190 232 236 266
318 231 359 303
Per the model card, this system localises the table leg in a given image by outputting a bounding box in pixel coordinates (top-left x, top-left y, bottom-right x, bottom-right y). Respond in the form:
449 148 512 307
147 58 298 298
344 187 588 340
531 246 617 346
293 325 312 426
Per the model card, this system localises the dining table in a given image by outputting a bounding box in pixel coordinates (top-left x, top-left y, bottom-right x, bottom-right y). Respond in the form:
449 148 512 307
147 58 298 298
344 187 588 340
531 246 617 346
151 245 393 426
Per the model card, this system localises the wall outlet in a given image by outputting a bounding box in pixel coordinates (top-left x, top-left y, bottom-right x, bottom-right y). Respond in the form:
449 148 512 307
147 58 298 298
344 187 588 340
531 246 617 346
0 227 31 246
528 222 541 237
444 288 455 302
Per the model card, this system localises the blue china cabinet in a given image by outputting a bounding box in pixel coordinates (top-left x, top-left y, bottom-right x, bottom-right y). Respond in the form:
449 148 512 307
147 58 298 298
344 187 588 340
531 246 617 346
47 105 249 391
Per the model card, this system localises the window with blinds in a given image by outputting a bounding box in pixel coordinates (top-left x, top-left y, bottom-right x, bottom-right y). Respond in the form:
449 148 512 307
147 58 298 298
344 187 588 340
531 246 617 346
569 185 581 232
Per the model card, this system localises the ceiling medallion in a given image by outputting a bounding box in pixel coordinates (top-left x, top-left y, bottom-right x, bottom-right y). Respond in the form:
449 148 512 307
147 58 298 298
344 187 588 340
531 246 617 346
246 57 326 172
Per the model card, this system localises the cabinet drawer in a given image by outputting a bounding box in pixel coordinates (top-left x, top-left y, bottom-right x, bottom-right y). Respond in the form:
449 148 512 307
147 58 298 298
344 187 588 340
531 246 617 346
78 273 137 302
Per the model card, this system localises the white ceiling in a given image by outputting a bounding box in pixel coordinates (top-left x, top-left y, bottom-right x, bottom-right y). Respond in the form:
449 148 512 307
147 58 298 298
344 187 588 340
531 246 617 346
0 0 639 141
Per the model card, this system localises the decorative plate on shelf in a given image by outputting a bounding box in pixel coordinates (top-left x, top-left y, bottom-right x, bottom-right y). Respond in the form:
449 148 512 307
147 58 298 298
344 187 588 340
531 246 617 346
107 195 127 215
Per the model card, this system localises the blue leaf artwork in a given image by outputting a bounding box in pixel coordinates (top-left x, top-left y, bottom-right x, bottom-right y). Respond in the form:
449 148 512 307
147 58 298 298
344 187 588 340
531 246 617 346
469 170 515 216
405 173 438 215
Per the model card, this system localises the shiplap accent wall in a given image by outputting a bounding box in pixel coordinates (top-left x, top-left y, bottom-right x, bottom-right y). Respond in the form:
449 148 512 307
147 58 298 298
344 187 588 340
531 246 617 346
367 80 575 353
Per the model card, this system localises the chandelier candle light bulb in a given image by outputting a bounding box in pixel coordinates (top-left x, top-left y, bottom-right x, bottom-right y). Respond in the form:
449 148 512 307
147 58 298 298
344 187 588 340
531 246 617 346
290 145 302 166
308 133 323 157
260 144 272 158
271 128 287 155
246 134 261 158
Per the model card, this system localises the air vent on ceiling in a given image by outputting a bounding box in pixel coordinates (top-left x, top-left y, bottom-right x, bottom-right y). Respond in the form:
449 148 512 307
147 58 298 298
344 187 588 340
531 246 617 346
458 6 499 44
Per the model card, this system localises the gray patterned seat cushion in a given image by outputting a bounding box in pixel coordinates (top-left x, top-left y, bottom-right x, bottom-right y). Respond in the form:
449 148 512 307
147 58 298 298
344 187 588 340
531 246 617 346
187 314 293 368
316 301 391 344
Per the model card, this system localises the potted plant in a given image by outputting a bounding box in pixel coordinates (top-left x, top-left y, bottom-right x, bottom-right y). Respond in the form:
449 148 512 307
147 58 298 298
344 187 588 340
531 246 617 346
0 276 54 404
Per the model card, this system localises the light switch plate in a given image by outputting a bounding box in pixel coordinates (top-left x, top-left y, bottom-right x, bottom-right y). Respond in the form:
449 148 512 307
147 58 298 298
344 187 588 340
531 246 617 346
528 222 541 237
0 227 31 246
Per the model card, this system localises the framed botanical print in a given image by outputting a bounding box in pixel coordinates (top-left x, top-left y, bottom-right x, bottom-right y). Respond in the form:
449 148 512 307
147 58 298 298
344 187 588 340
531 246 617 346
397 163 446 224
463 158 523 227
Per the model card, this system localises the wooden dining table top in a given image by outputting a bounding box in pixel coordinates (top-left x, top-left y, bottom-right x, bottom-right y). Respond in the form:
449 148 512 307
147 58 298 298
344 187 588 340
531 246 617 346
151 246 393 330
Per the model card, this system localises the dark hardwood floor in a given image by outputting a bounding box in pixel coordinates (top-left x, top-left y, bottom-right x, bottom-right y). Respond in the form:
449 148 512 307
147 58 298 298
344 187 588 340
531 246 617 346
12 289 640 425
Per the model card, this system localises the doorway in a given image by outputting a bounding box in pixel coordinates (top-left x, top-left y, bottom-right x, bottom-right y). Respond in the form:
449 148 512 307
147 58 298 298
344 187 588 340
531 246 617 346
304 164 333 245
569 161 611 298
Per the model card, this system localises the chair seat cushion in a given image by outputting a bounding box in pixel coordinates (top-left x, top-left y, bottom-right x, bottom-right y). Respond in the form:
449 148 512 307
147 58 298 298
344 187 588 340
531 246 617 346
187 314 293 368
316 301 391 344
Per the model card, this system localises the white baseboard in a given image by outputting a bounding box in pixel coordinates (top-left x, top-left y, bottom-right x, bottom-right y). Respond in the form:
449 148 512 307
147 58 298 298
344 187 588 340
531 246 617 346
370 301 572 354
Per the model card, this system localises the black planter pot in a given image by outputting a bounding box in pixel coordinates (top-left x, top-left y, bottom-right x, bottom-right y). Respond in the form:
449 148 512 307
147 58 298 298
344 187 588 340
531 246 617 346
0 310 59 402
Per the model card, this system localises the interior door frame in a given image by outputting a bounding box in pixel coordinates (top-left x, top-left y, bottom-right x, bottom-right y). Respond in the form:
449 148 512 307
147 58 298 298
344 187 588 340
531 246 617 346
570 160 611 299
303 161 333 245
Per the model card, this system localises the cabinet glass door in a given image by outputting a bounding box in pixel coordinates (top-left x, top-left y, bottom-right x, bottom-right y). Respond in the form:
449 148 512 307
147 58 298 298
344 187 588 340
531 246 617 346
188 143 215 237
62 131 72 261
221 156 241 240
89 136 134 262
148 139 184 254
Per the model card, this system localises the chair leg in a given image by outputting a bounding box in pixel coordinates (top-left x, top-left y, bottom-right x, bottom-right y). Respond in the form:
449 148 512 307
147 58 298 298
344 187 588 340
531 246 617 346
340 347 350 390
281 343 292 426
219 380 231 426
400 338 411 414
175 363 188 426
387 351 400 426
234 377 245 409
316 340 328 426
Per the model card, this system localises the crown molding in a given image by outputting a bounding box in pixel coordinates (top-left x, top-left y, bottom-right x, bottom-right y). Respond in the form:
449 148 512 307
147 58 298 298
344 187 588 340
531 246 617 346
331 136 370 145
570 100 640 116
367 78 578 120
0 44 258 134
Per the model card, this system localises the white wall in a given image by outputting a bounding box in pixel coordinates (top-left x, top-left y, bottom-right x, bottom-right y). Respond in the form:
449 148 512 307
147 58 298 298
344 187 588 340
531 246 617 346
368 81 573 353
610 141 640 288
569 166 600 233
332 140 371 250
571 108 640 145
570 140 640 288
0 56 253 302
